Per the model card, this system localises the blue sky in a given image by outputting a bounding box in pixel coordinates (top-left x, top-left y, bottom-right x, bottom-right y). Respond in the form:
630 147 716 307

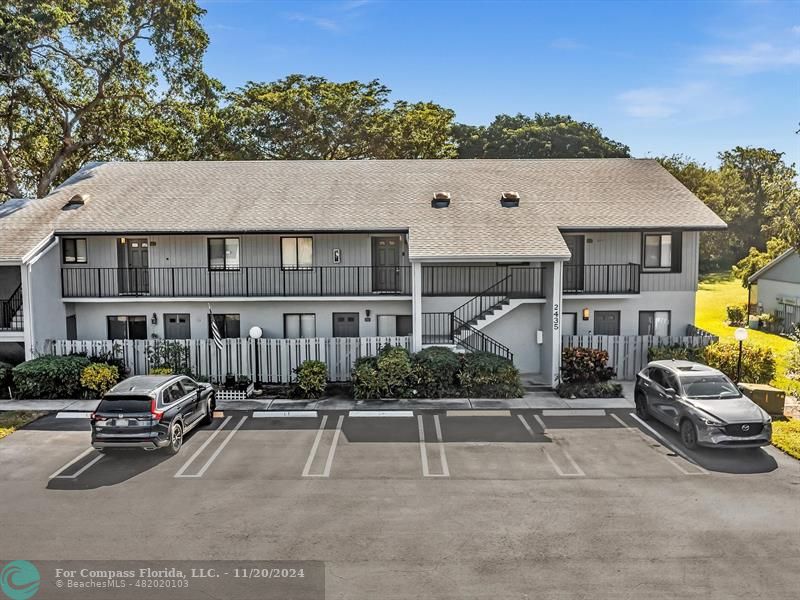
199 0 799 166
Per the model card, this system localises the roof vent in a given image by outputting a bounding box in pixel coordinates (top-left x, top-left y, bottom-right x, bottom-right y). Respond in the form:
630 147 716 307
431 192 451 208
500 192 520 208
62 193 89 211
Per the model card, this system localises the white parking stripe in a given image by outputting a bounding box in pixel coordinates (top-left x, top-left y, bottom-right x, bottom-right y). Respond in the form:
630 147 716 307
49 448 100 479
417 415 448 477
253 411 317 418
628 413 709 475
55 412 93 419
174 416 231 478
302 414 344 478
519 414 584 477
348 410 414 417
176 416 247 478
447 410 511 417
433 414 449 477
542 409 606 417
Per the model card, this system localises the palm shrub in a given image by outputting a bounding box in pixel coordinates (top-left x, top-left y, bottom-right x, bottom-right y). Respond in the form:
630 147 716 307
702 342 775 384
726 305 747 326
80 363 120 398
12 355 91 398
294 360 327 399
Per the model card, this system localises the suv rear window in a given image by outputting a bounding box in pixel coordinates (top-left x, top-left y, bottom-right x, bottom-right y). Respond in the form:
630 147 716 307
96 395 152 413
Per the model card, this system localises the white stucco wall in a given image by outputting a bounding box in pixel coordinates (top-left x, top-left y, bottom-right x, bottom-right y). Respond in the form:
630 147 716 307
755 279 800 313
70 299 412 340
480 303 543 374
27 243 67 355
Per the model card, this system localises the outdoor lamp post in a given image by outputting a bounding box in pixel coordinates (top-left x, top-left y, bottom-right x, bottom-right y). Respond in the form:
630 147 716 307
734 327 748 383
249 326 263 386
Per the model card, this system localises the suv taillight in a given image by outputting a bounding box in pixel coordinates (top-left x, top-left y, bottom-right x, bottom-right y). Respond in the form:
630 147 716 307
150 398 164 421
90 412 106 422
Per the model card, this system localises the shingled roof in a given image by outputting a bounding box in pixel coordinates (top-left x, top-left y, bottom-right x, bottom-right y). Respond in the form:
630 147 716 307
1 158 726 261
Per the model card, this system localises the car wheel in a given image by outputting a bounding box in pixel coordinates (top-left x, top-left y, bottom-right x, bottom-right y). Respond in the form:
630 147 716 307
680 419 698 450
201 396 214 426
635 392 650 421
167 422 183 455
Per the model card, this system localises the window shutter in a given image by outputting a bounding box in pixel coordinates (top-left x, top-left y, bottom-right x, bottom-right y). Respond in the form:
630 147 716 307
671 231 683 273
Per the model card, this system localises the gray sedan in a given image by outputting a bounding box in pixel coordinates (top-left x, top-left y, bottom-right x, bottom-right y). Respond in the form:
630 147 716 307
634 360 772 449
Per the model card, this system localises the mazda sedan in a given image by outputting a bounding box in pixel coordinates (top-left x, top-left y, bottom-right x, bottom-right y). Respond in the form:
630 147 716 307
634 360 771 449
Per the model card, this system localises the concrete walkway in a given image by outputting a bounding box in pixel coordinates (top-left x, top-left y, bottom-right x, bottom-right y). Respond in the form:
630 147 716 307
0 383 635 413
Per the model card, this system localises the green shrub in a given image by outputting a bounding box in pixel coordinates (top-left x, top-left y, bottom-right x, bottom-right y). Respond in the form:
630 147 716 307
0 361 13 398
557 381 623 399
352 359 384 400
457 351 523 398
149 367 174 375
80 362 120 398
560 347 614 383
294 360 327 399
407 346 460 398
376 345 413 397
146 341 192 375
648 345 706 362
702 342 775 384
726 304 747 326
12 355 91 398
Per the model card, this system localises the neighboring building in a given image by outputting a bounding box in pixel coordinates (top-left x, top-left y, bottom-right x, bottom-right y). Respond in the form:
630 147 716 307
748 248 800 334
2 159 725 385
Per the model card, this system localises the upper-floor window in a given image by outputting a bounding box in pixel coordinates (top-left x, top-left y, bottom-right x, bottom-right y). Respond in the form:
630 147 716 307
643 233 672 269
281 237 313 270
62 238 87 264
208 238 240 270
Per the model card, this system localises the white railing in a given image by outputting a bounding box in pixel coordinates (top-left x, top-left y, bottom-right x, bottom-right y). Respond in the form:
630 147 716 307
561 334 718 381
50 336 412 383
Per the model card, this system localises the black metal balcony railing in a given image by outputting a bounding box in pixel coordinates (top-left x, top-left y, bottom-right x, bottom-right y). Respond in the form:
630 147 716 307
563 263 640 295
62 266 412 298
0 285 23 331
422 265 545 297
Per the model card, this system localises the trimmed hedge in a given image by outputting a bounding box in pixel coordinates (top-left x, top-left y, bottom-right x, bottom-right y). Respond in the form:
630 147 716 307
294 360 327 399
703 342 775 384
409 347 460 398
648 345 706 362
12 355 91 399
561 347 614 383
557 381 623 399
80 363 121 398
457 351 523 399
726 304 747 326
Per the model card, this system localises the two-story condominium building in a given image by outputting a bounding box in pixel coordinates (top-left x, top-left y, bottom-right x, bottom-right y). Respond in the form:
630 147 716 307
2 159 726 386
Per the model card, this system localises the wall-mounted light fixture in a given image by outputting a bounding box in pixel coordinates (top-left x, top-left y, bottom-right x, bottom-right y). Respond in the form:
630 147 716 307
333 248 341 264
151 312 158 325
582 308 590 321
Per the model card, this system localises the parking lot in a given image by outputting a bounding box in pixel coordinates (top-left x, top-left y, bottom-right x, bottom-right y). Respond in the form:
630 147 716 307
1 408 798 599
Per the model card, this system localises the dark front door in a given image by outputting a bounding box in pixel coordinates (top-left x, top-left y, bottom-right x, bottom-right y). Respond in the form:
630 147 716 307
372 236 401 292
594 310 620 335
164 313 191 339
563 235 585 292
333 312 359 337
118 238 149 294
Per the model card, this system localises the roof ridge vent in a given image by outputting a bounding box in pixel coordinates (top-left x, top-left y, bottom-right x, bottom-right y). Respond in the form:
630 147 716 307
431 192 451 208
500 191 520 208
62 193 89 211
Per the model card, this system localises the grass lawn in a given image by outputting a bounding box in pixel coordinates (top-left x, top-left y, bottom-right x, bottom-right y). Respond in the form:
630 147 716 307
772 419 800 460
696 272 794 391
0 411 44 440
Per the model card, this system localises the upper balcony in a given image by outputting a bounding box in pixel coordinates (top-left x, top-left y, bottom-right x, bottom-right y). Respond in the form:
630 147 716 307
563 263 641 295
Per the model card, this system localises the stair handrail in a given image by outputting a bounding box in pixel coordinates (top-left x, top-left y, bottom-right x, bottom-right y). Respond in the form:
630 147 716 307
452 315 513 362
1 284 22 328
452 273 512 324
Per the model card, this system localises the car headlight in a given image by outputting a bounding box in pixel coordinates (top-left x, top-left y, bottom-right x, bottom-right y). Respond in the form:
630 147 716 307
700 417 724 427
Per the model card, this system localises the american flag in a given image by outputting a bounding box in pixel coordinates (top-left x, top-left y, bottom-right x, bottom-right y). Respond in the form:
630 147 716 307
209 304 224 351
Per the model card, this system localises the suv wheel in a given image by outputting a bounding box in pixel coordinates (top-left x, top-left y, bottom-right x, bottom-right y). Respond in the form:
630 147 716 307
167 422 183 454
201 394 215 425
680 419 698 450
635 392 650 421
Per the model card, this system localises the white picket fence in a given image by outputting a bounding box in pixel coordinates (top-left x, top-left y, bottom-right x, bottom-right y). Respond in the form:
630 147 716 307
561 334 717 380
50 336 412 383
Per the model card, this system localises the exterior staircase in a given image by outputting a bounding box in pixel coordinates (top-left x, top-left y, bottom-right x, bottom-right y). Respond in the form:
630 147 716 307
0 285 23 331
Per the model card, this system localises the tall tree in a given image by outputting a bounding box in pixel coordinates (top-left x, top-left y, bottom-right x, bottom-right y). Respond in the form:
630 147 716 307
453 113 630 159
0 0 218 199
222 75 456 160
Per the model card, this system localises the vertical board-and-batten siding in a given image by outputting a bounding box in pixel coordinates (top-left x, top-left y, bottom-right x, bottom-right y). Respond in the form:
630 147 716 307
577 230 699 292
51 336 412 383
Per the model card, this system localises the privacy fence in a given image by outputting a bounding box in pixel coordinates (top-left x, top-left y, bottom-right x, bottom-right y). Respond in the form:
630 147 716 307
50 336 412 384
561 332 718 380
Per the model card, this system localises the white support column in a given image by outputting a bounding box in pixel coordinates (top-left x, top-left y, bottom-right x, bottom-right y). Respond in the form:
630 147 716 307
549 260 564 388
411 261 423 352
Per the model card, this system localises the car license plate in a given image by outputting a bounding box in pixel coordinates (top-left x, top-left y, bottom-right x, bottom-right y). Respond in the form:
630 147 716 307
112 419 132 427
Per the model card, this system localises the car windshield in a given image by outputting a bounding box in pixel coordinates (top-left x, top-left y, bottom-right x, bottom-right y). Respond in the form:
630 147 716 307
680 375 741 399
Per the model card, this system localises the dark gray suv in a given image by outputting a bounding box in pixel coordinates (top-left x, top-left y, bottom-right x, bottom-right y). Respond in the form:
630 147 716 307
91 375 215 454
634 360 771 449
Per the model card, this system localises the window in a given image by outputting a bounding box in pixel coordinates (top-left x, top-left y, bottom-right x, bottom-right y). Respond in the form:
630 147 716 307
163 382 185 404
62 238 87 264
594 311 620 335
208 238 240 270
377 315 413 336
638 311 671 336
281 237 313 270
208 314 240 338
643 233 672 269
180 378 198 393
284 314 316 338
649 367 667 389
107 315 147 340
